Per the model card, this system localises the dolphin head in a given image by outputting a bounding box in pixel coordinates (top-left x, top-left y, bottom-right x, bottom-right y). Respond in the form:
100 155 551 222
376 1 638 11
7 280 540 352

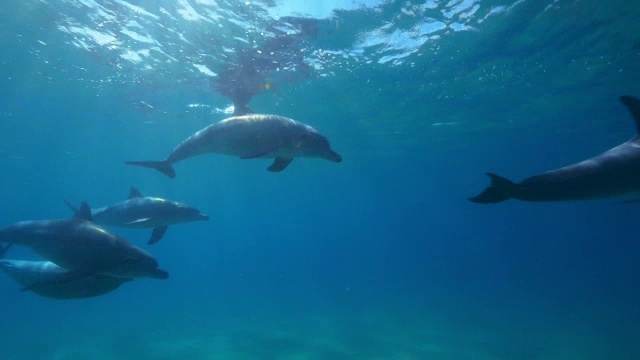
293 129 342 163
117 247 169 280
172 203 210 223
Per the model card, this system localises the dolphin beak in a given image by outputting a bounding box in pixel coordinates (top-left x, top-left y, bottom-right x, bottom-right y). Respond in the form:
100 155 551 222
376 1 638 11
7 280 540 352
198 214 210 221
325 150 342 163
153 268 169 279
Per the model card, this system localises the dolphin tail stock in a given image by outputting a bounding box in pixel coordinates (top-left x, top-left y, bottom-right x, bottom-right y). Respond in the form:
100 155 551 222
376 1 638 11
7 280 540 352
468 172 519 204
125 160 176 179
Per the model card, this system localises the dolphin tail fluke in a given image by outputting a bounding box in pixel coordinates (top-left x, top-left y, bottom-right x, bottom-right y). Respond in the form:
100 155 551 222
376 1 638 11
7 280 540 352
125 160 176 179
468 172 518 204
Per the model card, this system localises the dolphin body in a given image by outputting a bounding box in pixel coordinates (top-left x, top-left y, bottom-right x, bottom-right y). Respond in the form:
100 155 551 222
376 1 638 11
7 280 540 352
0 260 131 299
0 204 168 289
126 114 342 178
66 187 209 245
469 96 640 204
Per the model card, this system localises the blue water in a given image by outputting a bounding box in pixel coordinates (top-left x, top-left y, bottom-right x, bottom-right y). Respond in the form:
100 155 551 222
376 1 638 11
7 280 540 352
1 0 640 358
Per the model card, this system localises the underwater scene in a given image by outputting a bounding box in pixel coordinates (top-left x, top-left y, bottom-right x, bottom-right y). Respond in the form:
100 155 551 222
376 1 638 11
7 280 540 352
1 0 639 359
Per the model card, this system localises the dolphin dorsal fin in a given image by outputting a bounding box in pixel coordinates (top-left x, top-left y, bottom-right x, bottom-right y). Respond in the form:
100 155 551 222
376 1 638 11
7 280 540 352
74 201 92 221
128 186 144 199
620 96 640 134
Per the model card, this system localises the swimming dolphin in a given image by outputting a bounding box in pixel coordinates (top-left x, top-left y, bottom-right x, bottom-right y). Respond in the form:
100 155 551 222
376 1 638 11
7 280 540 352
65 187 209 245
0 203 168 288
0 260 131 299
469 96 640 203
125 114 342 178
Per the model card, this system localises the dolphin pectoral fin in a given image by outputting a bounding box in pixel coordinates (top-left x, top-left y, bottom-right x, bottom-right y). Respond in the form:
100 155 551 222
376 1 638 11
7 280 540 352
148 226 168 245
240 145 280 159
20 268 98 292
267 157 293 172
73 202 93 221
126 160 176 179
128 187 145 199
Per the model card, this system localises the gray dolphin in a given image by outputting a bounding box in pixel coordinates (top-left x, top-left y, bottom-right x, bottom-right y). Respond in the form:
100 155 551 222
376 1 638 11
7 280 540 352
469 96 640 203
65 187 209 245
0 260 131 299
0 204 168 288
126 114 342 178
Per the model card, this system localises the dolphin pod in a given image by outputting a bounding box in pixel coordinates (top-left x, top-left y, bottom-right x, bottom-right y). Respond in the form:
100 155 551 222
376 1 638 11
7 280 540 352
4 97 639 300
65 186 209 244
0 203 167 294
469 96 640 204
126 114 342 178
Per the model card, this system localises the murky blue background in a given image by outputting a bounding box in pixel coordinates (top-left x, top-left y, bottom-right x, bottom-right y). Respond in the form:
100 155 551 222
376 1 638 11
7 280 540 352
1 0 639 358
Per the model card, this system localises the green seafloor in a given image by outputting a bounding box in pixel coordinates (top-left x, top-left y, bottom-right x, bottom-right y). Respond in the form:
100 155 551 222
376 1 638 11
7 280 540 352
1 0 640 359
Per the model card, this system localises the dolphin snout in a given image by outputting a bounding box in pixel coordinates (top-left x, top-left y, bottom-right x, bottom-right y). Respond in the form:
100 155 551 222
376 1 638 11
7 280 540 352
153 268 170 279
197 214 210 221
325 150 342 163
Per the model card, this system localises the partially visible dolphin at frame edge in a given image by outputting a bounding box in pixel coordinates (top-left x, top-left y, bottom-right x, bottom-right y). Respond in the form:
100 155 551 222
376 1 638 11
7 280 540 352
469 96 640 204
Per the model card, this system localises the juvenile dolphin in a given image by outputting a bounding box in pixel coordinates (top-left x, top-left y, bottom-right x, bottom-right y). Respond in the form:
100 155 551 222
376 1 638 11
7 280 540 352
469 96 640 203
0 260 131 299
66 187 209 244
126 114 342 178
0 204 168 288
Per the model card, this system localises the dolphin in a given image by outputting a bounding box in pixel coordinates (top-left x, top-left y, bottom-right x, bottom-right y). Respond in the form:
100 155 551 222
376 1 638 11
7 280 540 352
0 260 131 299
0 203 168 288
469 96 640 203
65 187 209 245
125 114 342 178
